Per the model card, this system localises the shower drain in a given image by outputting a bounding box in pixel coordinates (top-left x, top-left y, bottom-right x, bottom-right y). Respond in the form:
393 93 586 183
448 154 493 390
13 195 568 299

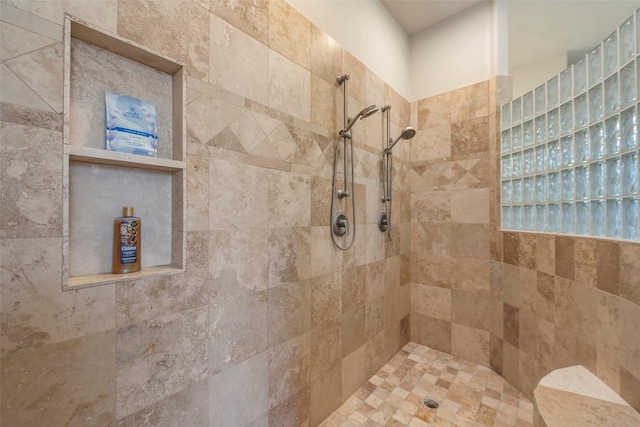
423 398 439 409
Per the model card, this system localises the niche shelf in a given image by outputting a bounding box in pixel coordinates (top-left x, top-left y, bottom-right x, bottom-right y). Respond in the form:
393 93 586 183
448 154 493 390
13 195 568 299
62 15 187 290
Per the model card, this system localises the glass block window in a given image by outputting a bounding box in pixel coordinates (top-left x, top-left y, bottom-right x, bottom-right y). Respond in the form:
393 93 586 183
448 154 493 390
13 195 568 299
501 9 640 241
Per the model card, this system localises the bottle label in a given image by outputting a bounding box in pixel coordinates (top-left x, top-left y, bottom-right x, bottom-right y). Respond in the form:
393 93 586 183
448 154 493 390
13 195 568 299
119 219 139 264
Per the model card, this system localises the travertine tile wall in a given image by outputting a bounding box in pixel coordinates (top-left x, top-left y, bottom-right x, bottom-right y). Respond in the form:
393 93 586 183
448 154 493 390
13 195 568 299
410 77 640 414
0 0 411 425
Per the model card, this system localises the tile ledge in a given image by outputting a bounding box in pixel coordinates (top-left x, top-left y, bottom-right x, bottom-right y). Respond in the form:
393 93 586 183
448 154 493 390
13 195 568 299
533 365 640 427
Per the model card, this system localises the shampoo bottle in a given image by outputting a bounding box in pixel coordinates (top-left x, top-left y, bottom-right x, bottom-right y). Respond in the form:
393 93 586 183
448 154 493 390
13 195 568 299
112 207 141 274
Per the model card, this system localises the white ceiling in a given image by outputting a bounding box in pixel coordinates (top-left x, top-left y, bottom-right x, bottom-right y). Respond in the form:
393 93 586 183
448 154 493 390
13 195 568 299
381 0 640 69
381 0 485 35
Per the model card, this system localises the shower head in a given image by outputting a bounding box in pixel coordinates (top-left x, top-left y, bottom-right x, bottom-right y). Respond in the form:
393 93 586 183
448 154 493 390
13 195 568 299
385 126 416 153
339 104 379 136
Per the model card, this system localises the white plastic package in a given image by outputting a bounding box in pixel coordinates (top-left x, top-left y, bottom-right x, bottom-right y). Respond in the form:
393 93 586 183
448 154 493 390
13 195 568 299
105 91 157 156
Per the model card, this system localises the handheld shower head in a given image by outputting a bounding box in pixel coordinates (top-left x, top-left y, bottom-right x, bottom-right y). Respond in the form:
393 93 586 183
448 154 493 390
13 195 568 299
339 104 379 136
385 126 416 153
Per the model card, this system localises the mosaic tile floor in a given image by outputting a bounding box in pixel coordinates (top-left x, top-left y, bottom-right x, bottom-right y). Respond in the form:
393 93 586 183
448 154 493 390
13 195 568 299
321 343 534 427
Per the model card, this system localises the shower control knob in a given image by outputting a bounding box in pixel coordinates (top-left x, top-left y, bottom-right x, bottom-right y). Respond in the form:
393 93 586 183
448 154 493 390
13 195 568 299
332 212 349 236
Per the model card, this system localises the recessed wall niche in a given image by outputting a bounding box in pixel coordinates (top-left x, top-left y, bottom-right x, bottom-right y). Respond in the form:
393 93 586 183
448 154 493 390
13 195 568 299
62 15 186 289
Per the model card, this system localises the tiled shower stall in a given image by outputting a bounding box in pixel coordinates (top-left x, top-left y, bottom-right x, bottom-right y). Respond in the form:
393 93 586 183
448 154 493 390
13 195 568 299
1 1 639 426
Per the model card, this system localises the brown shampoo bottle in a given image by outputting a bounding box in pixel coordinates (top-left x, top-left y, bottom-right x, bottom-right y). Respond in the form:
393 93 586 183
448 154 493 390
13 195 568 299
112 207 141 274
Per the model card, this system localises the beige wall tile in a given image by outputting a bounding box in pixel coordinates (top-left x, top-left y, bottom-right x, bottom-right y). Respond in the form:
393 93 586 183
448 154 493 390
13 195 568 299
619 298 640 381
209 352 269 426
209 158 269 230
450 81 489 123
0 330 115 427
596 291 621 392
416 315 452 354
341 344 366 401
310 319 342 381
341 51 367 105
269 50 311 122
451 224 489 259
311 74 339 132
310 272 341 327
269 280 311 346
555 236 575 280
269 226 311 286
0 63 54 111
342 306 366 357
451 188 490 224
1 123 62 238
418 92 450 129
0 2 63 41
0 237 115 356
1 20 58 61
209 287 268 375
209 14 268 105
451 323 490 367
535 234 555 276
451 116 490 156
116 307 208 418
310 24 342 84
269 0 310 69
413 284 452 321
451 290 491 331
342 265 366 313
268 333 310 408
310 362 342 426
269 170 311 227
117 379 208 427
620 244 640 306
187 155 209 231
269 385 310 427
210 0 269 45
119 0 208 80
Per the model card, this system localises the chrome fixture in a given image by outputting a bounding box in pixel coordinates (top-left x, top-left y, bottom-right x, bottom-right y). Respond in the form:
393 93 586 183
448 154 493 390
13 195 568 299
378 105 416 240
331 73 379 250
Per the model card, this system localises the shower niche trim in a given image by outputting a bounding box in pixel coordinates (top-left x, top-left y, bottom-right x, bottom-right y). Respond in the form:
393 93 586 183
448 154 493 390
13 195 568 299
62 15 187 290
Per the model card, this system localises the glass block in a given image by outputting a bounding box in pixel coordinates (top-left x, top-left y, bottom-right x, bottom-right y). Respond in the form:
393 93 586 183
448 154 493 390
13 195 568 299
523 120 534 148
562 169 574 201
637 9 640 54
589 123 604 160
548 140 560 170
605 115 620 155
590 200 605 236
512 97 522 124
502 181 512 204
588 45 602 86
606 198 621 238
501 129 511 153
575 165 589 199
574 57 587 94
512 152 522 178
523 149 534 176
574 93 587 129
561 135 573 167
547 76 559 108
523 91 534 120
589 84 603 123
621 106 637 150
524 205 535 231
622 197 639 239
622 151 638 195
605 157 621 197
574 129 589 164
513 206 523 230
502 206 512 229
548 204 561 232
535 84 546 115
513 178 523 204
560 68 572 102
501 155 511 179
620 62 636 109
560 102 573 135
576 201 589 235
603 31 618 77
535 115 546 144
620 16 635 64
535 145 547 173
604 73 619 116
512 125 522 150
548 108 559 139
536 175 547 202
590 161 604 198
536 205 547 231
549 171 560 201
524 177 534 203
501 104 511 130
562 202 574 234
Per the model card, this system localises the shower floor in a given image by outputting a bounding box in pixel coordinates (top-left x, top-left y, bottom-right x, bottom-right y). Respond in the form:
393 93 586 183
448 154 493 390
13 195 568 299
321 343 534 427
